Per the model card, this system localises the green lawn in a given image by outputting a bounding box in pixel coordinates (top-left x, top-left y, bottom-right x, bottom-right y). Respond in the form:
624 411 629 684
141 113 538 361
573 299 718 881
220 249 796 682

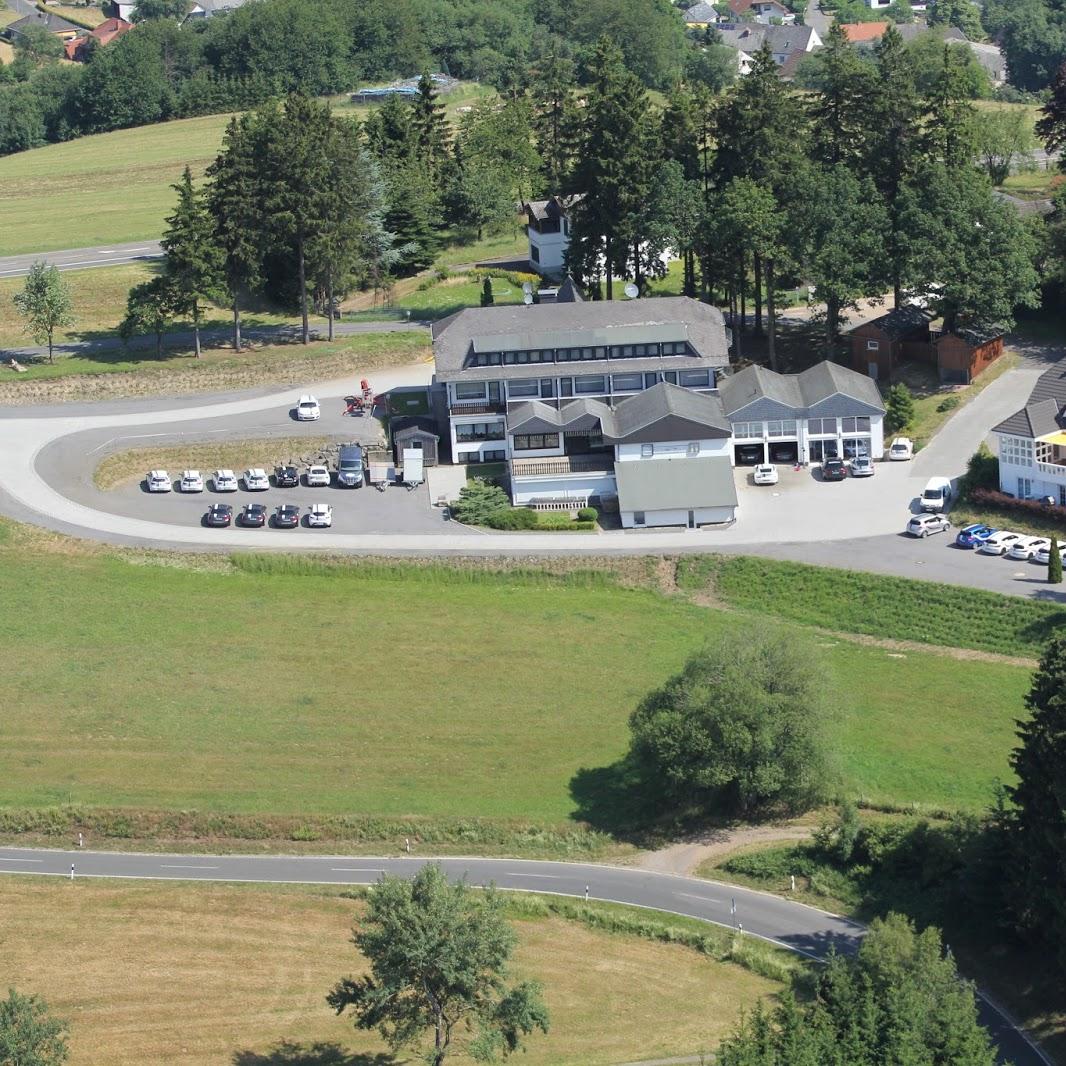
395 274 526 319
0 551 1034 819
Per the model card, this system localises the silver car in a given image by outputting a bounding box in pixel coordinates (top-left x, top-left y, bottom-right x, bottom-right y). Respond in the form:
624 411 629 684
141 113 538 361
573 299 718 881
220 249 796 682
906 513 950 538
850 455 875 477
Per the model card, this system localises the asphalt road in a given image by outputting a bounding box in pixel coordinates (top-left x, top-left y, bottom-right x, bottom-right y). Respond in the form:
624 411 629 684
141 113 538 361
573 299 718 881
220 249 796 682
0 847 1045 1065
0 241 164 280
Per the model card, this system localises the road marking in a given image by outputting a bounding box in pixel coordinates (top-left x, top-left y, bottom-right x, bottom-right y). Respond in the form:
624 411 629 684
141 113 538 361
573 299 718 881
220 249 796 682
505 872 560 879
159 864 219 869
676 892 721 904
330 867 385 873
0 857 43 863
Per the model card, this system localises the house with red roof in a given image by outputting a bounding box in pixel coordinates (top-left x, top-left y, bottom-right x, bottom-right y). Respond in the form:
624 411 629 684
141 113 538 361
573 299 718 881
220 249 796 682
64 16 132 61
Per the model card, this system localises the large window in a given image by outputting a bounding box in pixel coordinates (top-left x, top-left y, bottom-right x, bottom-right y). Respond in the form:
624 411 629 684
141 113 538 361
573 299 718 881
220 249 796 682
507 380 540 398
767 419 797 437
732 421 760 439
841 416 872 433
1001 436 1033 467
513 433 560 450
454 382 488 400
678 369 711 388
808 417 837 435
662 341 689 355
611 372 643 391
574 375 606 394
455 422 505 442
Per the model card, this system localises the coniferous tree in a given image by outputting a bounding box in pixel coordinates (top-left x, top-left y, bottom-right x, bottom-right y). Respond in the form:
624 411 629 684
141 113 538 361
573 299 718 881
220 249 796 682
659 88 701 295
160 165 222 358
1008 637 1066 966
567 36 651 298
809 23 877 171
0 988 69 1066
205 115 261 352
868 27 924 307
1048 537 1063 584
530 46 580 191
922 45 978 166
411 72 450 183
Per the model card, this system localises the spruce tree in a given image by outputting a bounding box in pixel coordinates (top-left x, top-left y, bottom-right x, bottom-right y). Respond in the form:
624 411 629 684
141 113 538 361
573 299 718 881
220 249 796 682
885 382 915 432
205 115 261 353
530 46 580 191
480 276 494 306
1008 637 1066 966
809 23 877 171
922 45 978 167
160 166 222 358
1049 537 1063 584
411 72 449 183
567 36 651 298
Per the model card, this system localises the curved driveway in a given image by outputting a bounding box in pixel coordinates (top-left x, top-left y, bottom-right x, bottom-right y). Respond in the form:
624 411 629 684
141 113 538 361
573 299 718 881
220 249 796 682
0 846 1046 1065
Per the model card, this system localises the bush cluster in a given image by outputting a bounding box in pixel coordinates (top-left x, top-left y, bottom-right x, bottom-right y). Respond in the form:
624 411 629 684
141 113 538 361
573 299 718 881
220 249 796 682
969 487 1066 526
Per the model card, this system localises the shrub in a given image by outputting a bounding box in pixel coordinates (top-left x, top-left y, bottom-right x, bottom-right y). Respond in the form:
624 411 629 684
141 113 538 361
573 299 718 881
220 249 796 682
958 443 999 498
485 507 539 530
449 479 510 525
936 395 961 413
1049 537 1063 584
885 383 915 433
968 487 1066 527
577 507 598 522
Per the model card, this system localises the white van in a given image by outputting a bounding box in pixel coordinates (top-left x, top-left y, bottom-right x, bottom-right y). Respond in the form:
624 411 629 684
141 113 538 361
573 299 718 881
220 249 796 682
919 477 953 512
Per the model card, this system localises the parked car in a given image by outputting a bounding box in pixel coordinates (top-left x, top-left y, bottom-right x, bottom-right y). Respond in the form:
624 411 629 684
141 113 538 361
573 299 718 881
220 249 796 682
180 470 204 493
887 437 914 461
243 468 270 491
842 440 868 459
955 523 997 548
146 469 172 493
204 503 232 527
307 502 333 528
850 455 875 477
1033 540 1066 565
336 443 364 487
907 513 951 538
306 464 331 487
295 394 321 421
1007 535 1046 560
239 503 268 527
753 463 778 485
822 458 847 481
768 444 796 463
919 477 953 513
735 444 763 465
978 531 1024 555
273 503 301 528
212 469 238 493
274 464 300 488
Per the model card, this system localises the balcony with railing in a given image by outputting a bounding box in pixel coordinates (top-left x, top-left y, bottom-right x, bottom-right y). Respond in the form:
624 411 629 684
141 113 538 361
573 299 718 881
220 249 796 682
510 454 615 477
450 401 506 416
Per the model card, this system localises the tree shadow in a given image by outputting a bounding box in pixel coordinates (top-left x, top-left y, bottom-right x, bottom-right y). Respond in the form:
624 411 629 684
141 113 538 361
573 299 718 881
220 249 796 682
1019 605 1066 635
232 1041 396 1066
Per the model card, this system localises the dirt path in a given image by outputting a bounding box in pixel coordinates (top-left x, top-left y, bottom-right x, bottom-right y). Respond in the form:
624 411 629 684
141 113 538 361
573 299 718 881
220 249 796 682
635 825 813 878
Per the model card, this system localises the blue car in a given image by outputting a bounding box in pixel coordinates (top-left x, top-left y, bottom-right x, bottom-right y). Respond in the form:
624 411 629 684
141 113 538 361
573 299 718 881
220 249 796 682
955 523 997 548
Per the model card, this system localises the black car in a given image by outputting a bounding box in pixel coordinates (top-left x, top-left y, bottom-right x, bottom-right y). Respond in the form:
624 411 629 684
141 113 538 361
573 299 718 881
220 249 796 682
239 503 268 527
822 458 848 482
204 503 233 527
274 464 300 488
273 504 301 528
735 444 763 465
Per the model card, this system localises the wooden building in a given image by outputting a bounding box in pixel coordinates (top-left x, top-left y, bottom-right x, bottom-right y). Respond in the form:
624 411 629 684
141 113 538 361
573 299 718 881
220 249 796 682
391 417 440 467
932 327 1006 385
849 307 934 381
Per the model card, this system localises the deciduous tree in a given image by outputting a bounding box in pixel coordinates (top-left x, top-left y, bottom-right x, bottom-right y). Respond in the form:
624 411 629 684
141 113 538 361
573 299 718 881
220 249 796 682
0 988 68 1066
328 864 549 1065
12 261 73 364
1035 62 1066 161
972 107 1037 184
627 627 832 817
119 275 180 358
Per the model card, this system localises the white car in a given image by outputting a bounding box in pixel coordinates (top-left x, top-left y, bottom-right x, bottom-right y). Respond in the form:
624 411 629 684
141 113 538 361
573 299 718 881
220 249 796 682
753 464 779 485
1007 536 1046 560
180 470 204 493
306 502 333 528
978 530 1024 555
296 394 321 421
906 513 950 538
1033 540 1066 565
212 469 238 492
146 469 172 493
243 468 270 491
306 464 331 487
887 437 914 461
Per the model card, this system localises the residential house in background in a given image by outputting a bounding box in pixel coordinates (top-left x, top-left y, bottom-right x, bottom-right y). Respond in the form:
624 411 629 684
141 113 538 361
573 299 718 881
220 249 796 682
716 23 821 76
5 10 81 43
727 0 795 23
104 0 137 21
64 16 132 61
992 363 1066 507
683 0 722 26
720 361 886 464
523 195 581 276
846 23 1003 84
183 0 251 21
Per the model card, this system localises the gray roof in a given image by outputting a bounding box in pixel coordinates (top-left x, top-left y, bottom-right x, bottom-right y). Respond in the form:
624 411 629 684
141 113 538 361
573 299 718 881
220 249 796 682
684 1 720 20
992 364 1066 438
615 456 738 513
719 360 884 418
391 416 439 441
717 23 817 54
7 10 81 33
506 398 609 435
944 325 1006 348
851 305 934 341
432 297 730 382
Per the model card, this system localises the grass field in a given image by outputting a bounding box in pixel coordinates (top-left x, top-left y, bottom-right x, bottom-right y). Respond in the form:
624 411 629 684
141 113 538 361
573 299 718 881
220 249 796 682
0 551 1034 820
394 274 526 320
0 878 780 1066
0 332 430 404
0 83 492 258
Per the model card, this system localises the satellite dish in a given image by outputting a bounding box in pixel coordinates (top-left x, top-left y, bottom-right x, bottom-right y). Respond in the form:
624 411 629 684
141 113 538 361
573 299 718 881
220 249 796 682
523 293 534 305
522 282 533 295
624 283 639 299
